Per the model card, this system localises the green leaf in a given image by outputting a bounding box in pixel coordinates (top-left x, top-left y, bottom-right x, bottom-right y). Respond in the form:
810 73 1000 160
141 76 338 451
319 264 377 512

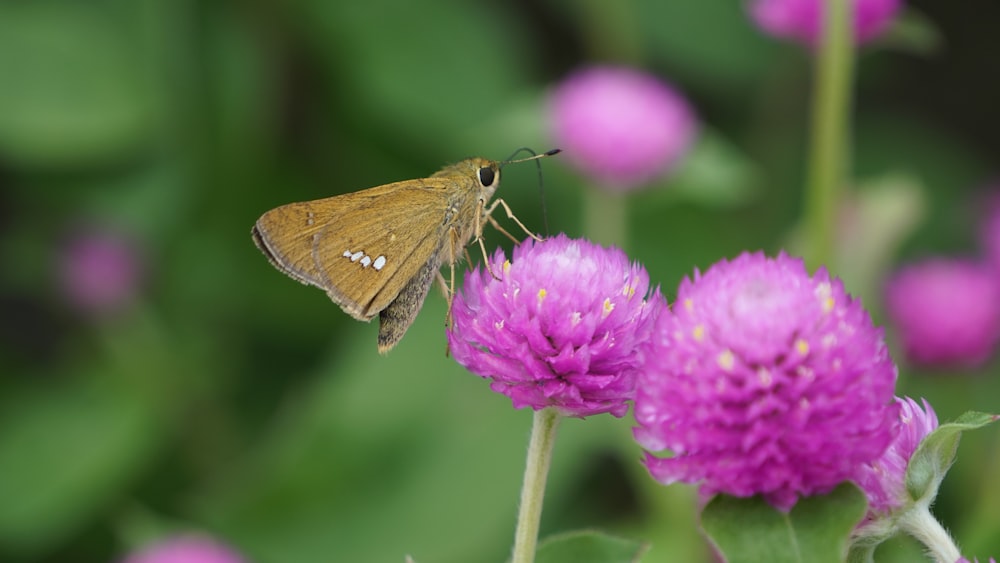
296 0 531 153
877 8 944 56
655 128 761 208
701 483 868 563
534 530 649 563
0 376 162 557
0 3 157 166
634 0 781 91
905 411 998 504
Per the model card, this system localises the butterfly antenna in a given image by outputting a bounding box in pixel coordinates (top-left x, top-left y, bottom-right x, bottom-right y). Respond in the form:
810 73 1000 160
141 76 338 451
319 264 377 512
501 148 561 237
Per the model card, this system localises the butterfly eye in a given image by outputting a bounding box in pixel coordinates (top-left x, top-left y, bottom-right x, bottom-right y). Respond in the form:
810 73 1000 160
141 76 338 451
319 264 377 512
477 166 496 187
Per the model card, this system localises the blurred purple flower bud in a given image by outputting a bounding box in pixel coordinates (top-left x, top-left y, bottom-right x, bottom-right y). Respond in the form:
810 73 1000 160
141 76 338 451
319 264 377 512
59 227 142 316
748 0 903 46
884 258 1000 368
120 535 245 563
549 66 697 191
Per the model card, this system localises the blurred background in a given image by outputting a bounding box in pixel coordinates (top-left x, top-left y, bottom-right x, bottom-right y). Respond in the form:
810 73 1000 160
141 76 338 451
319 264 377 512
1 0 998 561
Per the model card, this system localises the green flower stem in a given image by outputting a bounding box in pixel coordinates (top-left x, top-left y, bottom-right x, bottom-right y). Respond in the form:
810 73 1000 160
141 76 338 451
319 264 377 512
584 185 629 247
803 0 855 271
511 407 562 563
576 0 636 249
898 504 962 563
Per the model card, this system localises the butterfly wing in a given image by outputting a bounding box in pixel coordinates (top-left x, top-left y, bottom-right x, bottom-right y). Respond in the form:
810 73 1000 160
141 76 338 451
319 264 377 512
252 178 452 321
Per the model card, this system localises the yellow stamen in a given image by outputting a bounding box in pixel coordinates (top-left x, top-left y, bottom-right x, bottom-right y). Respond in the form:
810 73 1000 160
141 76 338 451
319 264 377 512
692 324 705 342
816 282 834 313
717 349 734 371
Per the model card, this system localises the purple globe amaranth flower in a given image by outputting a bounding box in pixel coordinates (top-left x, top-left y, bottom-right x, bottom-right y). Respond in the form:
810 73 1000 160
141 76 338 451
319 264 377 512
855 396 938 514
447 234 664 418
549 66 697 191
884 258 1000 368
748 0 903 46
58 227 142 316
121 535 245 563
634 251 900 511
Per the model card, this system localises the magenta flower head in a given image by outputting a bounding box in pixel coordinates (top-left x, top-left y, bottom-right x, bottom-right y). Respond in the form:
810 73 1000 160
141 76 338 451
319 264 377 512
748 0 903 46
120 535 245 563
634 251 900 511
548 66 697 191
58 227 142 316
884 258 1000 368
855 396 938 514
447 234 664 418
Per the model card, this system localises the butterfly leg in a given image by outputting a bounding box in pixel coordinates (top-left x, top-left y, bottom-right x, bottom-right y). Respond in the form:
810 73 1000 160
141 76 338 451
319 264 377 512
471 199 502 281
446 226 461 324
484 198 544 242
435 270 450 305
486 215 520 244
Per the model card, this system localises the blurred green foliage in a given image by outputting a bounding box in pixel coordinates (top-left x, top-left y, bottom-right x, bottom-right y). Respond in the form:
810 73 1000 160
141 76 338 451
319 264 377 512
1 0 998 562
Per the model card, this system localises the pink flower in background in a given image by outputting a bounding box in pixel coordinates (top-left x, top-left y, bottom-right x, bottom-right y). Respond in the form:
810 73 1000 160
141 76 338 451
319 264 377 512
748 0 903 46
884 258 1000 368
634 252 899 511
58 227 142 316
447 234 664 418
549 66 697 191
121 535 245 563
855 396 938 514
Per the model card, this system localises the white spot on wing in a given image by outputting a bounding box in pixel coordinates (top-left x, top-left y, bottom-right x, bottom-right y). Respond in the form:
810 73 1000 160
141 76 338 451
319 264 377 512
307 212 315 226
343 250 385 271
